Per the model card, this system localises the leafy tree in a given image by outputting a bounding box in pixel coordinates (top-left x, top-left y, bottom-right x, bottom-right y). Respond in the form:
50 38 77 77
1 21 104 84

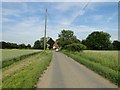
81 39 87 48
1 41 19 49
39 37 45 49
33 37 54 49
57 30 80 48
1 41 7 49
33 40 41 49
0 42 2 49
26 44 31 49
64 43 86 51
1 41 31 49
112 40 120 50
47 38 54 49
18 44 26 49
84 31 112 50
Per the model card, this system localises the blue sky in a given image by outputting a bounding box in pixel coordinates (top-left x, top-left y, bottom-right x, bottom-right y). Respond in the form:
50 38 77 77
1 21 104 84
2 2 118 45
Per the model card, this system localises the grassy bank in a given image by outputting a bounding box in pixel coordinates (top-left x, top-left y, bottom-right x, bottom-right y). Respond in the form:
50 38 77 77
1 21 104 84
2 51 41 68
2 49 41 68
62 50 119 86
2 51 52 88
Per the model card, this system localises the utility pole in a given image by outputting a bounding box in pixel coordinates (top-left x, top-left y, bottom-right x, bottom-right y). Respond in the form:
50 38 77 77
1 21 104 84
44 8 47 51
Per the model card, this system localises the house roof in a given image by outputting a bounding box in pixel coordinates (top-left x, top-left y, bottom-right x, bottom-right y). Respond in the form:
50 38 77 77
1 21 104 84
53 42 59 48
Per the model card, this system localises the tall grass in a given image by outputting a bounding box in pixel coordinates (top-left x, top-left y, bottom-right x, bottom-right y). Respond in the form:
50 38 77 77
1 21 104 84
2 51 41 68
62 50 119 86
76 51 118 71
2 51 52 88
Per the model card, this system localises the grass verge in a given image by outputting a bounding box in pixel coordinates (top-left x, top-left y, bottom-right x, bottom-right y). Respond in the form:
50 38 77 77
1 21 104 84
2 51 52 88
62 50 119 86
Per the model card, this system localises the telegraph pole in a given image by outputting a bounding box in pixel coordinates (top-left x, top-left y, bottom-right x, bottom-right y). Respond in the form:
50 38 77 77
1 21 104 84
44 8 47 51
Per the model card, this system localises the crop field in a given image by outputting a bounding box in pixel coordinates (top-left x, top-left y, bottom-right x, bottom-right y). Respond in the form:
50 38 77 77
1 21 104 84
1 49 42 68
62 50 119 85
2 50 52 88
2 49 41 61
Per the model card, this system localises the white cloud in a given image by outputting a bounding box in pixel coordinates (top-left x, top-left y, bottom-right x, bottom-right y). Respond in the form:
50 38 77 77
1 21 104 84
54 3 84 12
2 2 118 45
2 17 16 23
59 24 118 41
2 8 21 17
2 16 44 45
51 2 89 26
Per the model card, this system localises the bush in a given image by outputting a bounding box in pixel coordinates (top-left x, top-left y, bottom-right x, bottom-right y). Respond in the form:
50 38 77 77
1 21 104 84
64 43 86 51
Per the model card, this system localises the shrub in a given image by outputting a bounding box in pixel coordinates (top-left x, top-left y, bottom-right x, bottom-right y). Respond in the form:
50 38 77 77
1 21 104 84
64 43 86 51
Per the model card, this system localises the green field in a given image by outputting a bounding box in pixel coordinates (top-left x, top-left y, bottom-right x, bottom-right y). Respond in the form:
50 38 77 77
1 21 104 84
2 50 52 88
1 49 42 68
2 49 41 61
1 49 119 88
62 50 119 85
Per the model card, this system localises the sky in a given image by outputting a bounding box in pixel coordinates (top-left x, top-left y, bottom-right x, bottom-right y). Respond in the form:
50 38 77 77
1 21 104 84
2 2 118 46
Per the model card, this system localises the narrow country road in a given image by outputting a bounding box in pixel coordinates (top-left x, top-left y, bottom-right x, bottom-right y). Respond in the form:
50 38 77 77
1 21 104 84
37 51 117 88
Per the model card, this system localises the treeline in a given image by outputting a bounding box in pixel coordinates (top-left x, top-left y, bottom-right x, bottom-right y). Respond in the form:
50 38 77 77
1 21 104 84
33 37 54 49
1 37 55 50
57 30 120 51
81 31 120 50
0 41 31 49
1 30 120 51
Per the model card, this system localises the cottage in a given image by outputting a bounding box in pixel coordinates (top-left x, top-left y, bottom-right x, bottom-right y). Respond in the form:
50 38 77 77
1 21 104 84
53 42 59 50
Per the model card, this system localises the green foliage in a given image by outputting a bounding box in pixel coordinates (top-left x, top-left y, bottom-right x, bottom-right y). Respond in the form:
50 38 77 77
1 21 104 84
26 44 31 49
39 37 45 49
76 51 118 71
62 50 119 85
33 37 54 49
18 44 26 49
47 38 55 49
2 51 52 88
57 30 80 48
64 43 86 51
83 31 112 50
112 40 120 50
1 41 31 49
33 40 41 49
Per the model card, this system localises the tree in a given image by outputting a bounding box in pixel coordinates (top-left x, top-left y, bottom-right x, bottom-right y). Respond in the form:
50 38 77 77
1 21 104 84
18 44 26 49
26 44 31 49
64 43 86 51
33 40 41 49
1 41 7 49
84 31 112 50
39 37 45 49
47 38 54 49
57 30 80 48
33 37 54 49
1 41 32 49
112 40 120 50
1 41 19 49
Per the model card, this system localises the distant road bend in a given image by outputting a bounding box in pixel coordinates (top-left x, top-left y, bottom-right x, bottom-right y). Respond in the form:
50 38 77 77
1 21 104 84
37 51 117 88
